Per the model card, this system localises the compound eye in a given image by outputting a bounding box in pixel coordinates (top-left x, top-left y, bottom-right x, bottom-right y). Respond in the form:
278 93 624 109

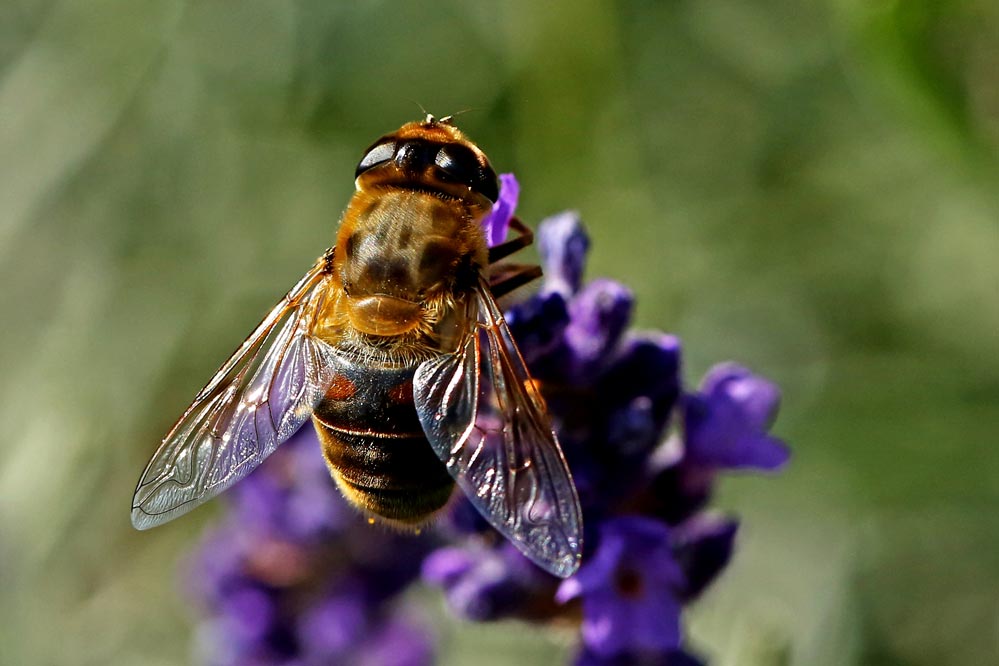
476 166 499 202
355 141 396 178
434 146 473 177
435 146 499 202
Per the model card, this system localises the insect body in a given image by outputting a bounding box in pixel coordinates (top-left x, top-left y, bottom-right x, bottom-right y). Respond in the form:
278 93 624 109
131 117 583 577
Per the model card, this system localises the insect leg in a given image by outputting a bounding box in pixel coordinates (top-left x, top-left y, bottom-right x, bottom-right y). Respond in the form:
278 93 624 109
488 217 534 264
487 262 543 299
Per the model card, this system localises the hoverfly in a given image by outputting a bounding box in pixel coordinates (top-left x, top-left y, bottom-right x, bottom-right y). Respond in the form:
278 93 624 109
131 116 583 577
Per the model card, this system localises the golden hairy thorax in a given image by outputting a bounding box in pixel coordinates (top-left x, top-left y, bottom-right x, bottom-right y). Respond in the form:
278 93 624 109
322 119 493 346
330 189 485 339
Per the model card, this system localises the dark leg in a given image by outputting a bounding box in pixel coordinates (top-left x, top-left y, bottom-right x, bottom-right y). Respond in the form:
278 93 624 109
488 217 534 264
488 262 543 299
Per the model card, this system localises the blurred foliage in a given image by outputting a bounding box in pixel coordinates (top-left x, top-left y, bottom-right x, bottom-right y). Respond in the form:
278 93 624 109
1 1 998 664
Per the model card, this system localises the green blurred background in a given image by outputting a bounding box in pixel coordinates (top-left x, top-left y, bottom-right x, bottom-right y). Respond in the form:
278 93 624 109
2 1 998 664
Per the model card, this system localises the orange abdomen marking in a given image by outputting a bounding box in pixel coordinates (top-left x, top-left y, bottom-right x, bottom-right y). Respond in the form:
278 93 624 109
312 355 453 524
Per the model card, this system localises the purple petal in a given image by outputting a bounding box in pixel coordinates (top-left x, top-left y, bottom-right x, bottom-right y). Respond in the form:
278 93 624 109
734 433 791 470
671 514 739 600
582 334 681 496
282 440 350 539
683 390 790 472
183 524 252 608
218 584 276 646
579 590 628 655
607 519 684 588
480 173 519 247
505 290 570 368
600 334 682 436
229 472 288 537
560 517 685 656
682 363 789 472
701 363 781 431
580 589 682 657
441 554 509 621
284 479 346 541
421 547 478 587
631 594 683 652
297 592 368 659
358 620 435 666
538 211 590 296
555 575 584 605
426 542 558 622
565 279 634 375
558 524 627 600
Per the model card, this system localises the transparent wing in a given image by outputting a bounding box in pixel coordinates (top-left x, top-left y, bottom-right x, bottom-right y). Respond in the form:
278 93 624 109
131 252 338 530
414 277 583 577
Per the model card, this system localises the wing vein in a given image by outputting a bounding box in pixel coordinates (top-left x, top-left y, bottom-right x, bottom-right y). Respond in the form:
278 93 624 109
131 252 337 530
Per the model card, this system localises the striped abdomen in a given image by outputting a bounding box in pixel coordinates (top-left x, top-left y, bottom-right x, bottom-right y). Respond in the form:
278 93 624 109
311 356 454 525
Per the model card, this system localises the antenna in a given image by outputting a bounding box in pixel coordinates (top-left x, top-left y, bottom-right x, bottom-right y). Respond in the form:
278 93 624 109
439 107 476 125
406 98 432 123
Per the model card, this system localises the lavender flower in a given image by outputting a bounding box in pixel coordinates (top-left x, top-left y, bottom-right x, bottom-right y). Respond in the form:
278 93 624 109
555 517 684 657
682 363 788 472
536 210 590 297
422 542 560 621
185 428 437 666
670 514 739 602
185 173 789 665
423 176 789 661
643 363 789 526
